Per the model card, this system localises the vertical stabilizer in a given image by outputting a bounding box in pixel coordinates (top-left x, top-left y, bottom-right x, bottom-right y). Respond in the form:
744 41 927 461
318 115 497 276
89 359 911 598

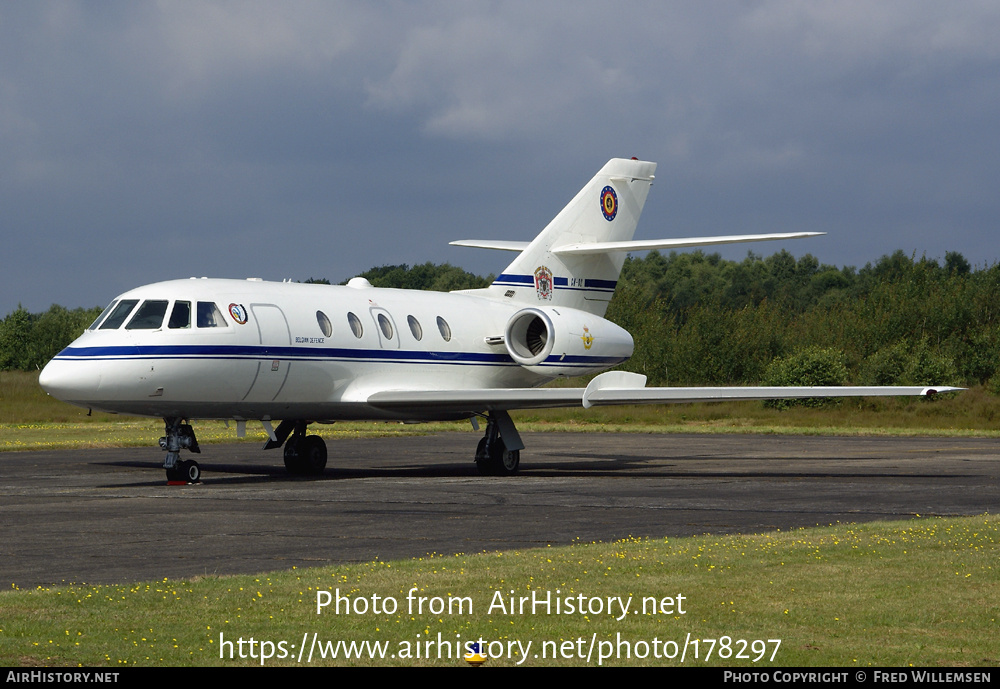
459 158 656 316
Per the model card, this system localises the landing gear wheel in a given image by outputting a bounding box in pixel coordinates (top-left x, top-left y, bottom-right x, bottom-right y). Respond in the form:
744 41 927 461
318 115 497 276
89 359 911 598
475 437 492 475
283 440 302 474
166 460 200 483
498 448 520 476
299 435 327 475
284 435 327 475
181 460 201 483
475 437 519 476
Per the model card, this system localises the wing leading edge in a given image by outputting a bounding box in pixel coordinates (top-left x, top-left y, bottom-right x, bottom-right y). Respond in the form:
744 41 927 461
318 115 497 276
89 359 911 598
366 371 962 416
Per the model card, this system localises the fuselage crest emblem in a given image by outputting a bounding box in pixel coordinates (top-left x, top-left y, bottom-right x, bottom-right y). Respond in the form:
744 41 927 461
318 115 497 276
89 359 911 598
228 303 248 325
534 265 553 300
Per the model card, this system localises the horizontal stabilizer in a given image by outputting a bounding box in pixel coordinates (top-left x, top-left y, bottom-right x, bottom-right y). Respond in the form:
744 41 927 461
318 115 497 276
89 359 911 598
449 240 530 252
552 232 825 256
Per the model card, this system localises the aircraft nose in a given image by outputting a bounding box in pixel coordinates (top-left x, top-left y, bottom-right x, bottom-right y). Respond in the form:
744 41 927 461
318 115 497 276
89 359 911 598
39 358 102 406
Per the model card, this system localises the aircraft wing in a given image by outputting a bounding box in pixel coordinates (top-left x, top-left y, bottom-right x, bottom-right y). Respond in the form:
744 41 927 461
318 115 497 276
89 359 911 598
367 387 585 413
366 371 962 415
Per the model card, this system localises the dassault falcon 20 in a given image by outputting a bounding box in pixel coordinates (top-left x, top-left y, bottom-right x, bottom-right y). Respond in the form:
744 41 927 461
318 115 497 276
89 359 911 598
39 158 958 482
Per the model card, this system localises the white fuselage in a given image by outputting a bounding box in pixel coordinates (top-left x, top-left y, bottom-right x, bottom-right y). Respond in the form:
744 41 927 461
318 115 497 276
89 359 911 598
38 277 633 422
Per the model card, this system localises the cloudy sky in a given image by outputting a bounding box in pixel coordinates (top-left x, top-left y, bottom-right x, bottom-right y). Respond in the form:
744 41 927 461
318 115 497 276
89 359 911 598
3 1 999 316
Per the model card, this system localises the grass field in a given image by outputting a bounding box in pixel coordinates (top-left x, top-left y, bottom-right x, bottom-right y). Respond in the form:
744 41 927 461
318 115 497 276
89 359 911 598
1 516 996 667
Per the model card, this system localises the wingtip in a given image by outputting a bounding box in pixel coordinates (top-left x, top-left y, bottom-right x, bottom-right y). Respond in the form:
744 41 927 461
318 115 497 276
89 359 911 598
920 386 965 396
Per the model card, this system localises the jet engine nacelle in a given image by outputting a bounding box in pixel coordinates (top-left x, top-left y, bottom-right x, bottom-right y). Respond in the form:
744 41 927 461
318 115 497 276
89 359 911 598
504 306 634 377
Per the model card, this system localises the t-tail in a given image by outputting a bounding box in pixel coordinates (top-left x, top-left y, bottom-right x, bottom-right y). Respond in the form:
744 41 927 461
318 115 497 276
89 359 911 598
451 157 823 316
452 158 657 316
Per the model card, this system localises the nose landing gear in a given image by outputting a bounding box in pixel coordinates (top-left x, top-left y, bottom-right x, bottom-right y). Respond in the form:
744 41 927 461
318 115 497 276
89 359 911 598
160 418 201 484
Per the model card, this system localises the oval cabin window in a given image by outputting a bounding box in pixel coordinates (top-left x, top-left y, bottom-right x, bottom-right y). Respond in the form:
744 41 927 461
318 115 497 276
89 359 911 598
377 313 393 340
436 316 452 342
347 312 363 338
316 310 332 338
407 315 423 341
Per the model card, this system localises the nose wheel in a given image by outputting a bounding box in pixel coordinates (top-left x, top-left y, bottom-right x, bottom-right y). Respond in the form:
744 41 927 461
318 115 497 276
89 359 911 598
166 459 201 483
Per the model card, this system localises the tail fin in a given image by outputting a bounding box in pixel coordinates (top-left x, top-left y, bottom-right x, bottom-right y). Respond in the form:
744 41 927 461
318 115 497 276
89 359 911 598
452 158 656 316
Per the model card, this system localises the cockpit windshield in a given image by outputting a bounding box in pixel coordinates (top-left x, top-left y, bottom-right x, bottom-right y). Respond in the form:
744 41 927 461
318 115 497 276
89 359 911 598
98 299 139 330
168 301 191 329
91 298 229 330
89 301 117 330
125 300 169 330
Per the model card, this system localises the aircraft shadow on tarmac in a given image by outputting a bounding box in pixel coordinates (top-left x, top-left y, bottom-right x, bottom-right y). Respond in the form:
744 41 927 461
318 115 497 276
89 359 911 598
95 454 966 488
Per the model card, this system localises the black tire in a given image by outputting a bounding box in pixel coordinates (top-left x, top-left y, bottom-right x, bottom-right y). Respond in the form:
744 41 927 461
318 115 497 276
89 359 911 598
181 460 201 483
283 440 303 474
475 437 519 476
475 437 493 476
284 436 327 475
497 448 520 476
299 435 327 475
166 460 200 483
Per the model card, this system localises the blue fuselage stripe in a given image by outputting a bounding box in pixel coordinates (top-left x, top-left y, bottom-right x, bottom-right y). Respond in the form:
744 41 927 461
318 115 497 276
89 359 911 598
492 274 617 293
53 345 627 368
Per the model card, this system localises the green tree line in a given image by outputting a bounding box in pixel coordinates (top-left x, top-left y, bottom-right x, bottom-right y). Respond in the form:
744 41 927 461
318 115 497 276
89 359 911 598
3 252 996 392
0 305 104 371
606 249 994 388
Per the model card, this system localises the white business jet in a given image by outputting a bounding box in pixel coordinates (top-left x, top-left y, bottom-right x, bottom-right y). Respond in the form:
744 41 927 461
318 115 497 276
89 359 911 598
39 158 958 482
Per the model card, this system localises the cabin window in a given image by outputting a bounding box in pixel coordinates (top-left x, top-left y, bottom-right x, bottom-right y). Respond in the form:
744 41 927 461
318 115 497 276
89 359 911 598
197 302 228 328
89 301 117 330
99 299 139 330
168 301 191 329
126 300 169 330
316 310 332 338
347 312 363 338
407 315 423 341
377 313 393 340
436 316 452 342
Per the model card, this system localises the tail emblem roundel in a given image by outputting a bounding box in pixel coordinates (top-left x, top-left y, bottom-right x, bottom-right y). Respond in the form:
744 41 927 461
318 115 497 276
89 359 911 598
600 186 618 221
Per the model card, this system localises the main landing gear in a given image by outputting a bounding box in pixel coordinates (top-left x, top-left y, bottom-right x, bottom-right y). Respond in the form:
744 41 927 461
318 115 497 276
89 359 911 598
265 420 328 475
475 411 524 476
160 418 201 483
